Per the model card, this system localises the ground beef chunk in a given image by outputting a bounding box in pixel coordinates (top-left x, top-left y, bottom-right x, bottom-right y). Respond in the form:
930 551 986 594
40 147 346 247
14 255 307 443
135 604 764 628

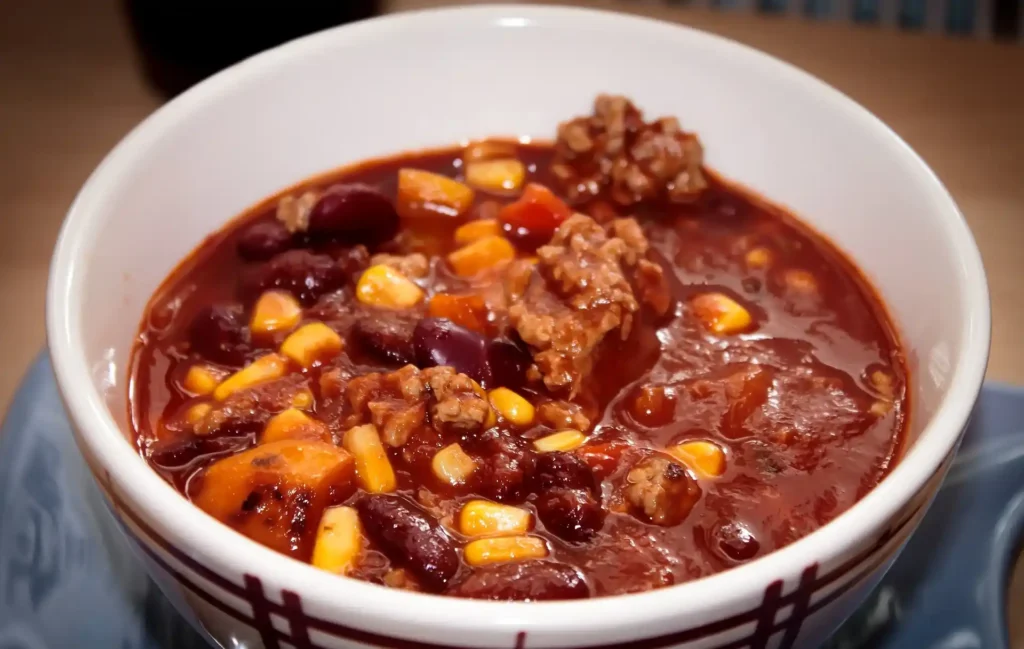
192 375 309 438
624 456 701 526
469 431 536 502
537 400 591 432
552 95 707 206
635 259 673 316
276 191 319 233
370 252 429 278
508 214 650 394
341 365 490 446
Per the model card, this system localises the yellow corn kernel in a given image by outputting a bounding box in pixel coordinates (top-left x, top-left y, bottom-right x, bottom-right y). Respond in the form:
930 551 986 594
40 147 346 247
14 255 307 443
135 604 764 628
745 247 771 269
280 322 344 369
488 388 535 427
447 235 516 277
454 219 502 245
311 506 362 575
669 441 726 478
459 500 532 538
343 424 397 493
213 354 288 401
784 269 818 294
431 443 477 487
291 388 314 410
186 402 212 426
691 293 752 335
870 400 892 416
355 264 425 310
465 159 526 193
463 140 518 164
397 169 475 220
251 290 303 336
464 536 548 567
184 365 223 396
533 430 587 453
870 370 894 399
262 408 330 444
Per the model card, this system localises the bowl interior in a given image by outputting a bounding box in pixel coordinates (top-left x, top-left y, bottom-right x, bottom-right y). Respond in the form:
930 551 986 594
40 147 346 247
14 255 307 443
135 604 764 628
48 4 988 644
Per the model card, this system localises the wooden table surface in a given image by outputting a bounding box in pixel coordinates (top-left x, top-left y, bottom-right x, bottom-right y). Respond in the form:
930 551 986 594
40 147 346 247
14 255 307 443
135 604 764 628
1 0 1021 643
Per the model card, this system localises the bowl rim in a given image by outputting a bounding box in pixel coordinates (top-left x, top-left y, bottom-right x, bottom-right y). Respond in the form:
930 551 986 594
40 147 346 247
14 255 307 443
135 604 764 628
45 3 990 642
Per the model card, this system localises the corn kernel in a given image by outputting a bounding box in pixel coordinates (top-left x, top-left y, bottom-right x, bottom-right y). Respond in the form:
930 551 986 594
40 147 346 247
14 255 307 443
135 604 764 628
459 500 532 538
447 235 516 277
214 354 288 401
311 506 362 575
186 403 212 427
691 293 752 335
465 159 526 193
251 290 303 336
463 140 518 164
291 388 314 410
431 443 477 487
184 365 223 396
464 536 548 567
669 441 726 478
745 247 771 269
784 269 818 294
343 424 397 493
454 219 502 245
280 322 343 369
355 264 425 310
870 370 894 399
262 408 330 444
488 388 535 427
533 430 587 453
397 169 475 220
870 400 892 416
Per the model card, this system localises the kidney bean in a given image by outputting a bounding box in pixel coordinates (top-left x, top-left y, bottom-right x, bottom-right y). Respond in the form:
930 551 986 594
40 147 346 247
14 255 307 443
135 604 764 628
712 521 760 563
188 304 252 366
356 495 459 592
629 384 677 428
468 431 536 503
148 434 253 473
307 183 399 244
532 451 598 494
536 488 605 543
236 220 294 261
352 315 417 365
485 335 532 390
453 560 590 601
243 249 347 305
413 318 490 384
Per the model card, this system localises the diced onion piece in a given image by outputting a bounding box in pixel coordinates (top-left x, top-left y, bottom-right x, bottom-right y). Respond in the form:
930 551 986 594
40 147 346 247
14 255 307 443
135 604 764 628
447 235 516 277
668 441 726 478
533 430 587 453
463 140 518 164
464 536 548 567
431 443 477 487
342 424 397 494
488 388 535 427
262 408 330 444
427 292 488 332
184 365 223 396
459 500 532 538
356 264 424 310
280 322 344 369
213 354 288 401
397 169 474 220
465 159 525 193
312 506 363 575
691 293 752 335
745 247 771 269
251 290 303 335
454 219 502 245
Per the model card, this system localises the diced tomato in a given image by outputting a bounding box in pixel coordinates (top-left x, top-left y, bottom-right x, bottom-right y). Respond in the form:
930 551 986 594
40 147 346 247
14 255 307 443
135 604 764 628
576 440 633 480
428 293 490 332
498 183 573 247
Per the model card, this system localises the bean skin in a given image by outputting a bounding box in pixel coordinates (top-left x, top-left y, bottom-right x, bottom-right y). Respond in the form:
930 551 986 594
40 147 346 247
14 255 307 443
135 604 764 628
307 183 399 244
536 487 605 543
452 561 590 601
237 220 294 261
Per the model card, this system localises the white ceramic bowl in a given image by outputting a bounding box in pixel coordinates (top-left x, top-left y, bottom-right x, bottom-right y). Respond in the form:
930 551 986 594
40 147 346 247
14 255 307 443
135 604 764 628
46 5 990 648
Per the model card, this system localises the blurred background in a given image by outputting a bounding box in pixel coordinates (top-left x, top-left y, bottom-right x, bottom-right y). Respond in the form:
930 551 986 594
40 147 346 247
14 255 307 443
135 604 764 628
0 0 1021 643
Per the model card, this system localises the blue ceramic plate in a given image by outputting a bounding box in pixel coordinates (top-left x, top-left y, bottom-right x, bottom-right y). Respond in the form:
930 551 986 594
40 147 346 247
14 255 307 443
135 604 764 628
0 355 1020 649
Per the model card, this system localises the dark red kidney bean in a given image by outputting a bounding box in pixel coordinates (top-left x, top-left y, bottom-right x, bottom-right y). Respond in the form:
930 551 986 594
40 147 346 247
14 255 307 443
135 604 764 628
536 488 605 543
468 431 536 502
351 315 417 366
413 318 490 384
485 335 532 390
713 521 761 563
356 495 458 592
188 304 252 366
243 249 347 305
532 451 598 494
236 220 293 261
452 560 590 601
307 183 399 245
501 220 552 254
148 434 253 472
336 245 371 280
